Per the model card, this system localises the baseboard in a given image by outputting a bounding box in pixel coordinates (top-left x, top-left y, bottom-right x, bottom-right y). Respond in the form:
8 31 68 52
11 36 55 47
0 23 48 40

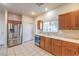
22 39 34 43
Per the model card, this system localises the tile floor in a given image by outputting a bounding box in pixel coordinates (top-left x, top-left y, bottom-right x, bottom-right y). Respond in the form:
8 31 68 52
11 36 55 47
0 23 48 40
0 40 53 56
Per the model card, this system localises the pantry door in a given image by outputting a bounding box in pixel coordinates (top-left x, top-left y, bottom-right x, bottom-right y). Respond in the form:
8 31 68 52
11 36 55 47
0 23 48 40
23 23 33 42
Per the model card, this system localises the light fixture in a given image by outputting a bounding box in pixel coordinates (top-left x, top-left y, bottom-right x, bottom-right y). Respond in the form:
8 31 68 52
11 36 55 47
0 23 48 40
36 3 44 7
45 8 48 11
32 12 35 15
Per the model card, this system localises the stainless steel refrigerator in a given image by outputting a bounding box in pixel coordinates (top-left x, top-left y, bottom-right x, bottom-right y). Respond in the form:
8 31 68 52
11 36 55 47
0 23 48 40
7 21 22 47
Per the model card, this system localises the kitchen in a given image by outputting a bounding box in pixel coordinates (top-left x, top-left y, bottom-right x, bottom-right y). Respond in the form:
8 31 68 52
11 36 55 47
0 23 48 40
35 3 79 56
0 3 79 56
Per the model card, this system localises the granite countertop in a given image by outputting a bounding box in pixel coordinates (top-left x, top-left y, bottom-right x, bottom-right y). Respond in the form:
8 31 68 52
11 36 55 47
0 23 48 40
35 33 79 44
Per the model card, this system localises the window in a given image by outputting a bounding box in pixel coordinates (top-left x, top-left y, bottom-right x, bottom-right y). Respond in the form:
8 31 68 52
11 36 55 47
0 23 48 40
43 20 58 32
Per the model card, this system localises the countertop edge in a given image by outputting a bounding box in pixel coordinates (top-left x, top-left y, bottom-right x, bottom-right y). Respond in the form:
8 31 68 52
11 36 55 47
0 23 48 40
35 33 79 44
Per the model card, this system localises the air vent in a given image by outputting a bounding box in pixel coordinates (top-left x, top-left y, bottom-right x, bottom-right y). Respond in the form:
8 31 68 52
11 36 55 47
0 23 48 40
36 3 44 6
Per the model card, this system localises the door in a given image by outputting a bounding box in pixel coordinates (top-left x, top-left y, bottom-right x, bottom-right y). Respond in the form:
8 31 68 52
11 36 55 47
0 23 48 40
23 23 33 42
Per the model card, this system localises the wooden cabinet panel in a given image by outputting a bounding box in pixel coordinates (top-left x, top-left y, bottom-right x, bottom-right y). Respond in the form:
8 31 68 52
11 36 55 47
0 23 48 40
62 41 79 50
53 39 62 56
59 10 79 30
39 35 79 56
51 39 54 54
65 13 72 30
62 41 79 56
59 13 72 30
53 44 62 56
8 20 22 24
59 15 66 29
74 11 79 29
62 47 77 56
40 36 45 49
45 37 52 53
53 39 62 46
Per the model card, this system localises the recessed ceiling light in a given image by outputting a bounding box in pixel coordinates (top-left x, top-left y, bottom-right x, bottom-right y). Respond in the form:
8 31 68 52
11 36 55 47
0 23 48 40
45 8 48 11
32 12 35 15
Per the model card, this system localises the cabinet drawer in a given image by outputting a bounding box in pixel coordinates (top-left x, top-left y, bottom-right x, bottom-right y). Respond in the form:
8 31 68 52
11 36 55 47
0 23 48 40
62 41 78 51
53 39 62 46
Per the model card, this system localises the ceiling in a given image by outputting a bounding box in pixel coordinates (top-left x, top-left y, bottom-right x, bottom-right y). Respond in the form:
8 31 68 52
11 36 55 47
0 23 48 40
0 3 65 18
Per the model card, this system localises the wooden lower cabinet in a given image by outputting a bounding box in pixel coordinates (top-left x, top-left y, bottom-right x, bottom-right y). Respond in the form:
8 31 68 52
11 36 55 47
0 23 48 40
62 41 79 56
62 47 77 56
40 36 45 49
53 45 62 56
45 37 52 53
53 39 62 56
39 36 79 56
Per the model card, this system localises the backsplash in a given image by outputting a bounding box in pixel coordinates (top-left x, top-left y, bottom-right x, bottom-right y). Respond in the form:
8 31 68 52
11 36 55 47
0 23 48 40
60 30 79 34
36 30 79 39
58 30 79 39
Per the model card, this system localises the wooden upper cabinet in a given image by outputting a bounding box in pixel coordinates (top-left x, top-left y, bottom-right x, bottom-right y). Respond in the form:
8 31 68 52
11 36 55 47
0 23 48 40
8 20 22 24
59 13 73 30
73 11 79 29
59 10 79 30
37 20 43 30
65 13 72 29
59 14 65 29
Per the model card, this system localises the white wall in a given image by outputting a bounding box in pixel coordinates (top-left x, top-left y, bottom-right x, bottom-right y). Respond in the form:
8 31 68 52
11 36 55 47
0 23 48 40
8 13 21 21
36 3 79 20
22 15 34 43
0 11 5 45
35 3 79 33
4 10 8 47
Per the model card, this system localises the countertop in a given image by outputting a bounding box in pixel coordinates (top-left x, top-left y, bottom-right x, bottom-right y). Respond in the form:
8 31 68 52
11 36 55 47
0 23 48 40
35 33 79 44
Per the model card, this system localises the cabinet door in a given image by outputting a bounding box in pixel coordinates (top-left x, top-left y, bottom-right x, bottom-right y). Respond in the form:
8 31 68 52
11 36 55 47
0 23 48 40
74 11 79 29
65 13 72 30
45 37 52 53
40 36 45 49
53 39 62 56
53 44 62 56
62 47 77 56
59 13 73 30
59 15 66 29
62 41 79 56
